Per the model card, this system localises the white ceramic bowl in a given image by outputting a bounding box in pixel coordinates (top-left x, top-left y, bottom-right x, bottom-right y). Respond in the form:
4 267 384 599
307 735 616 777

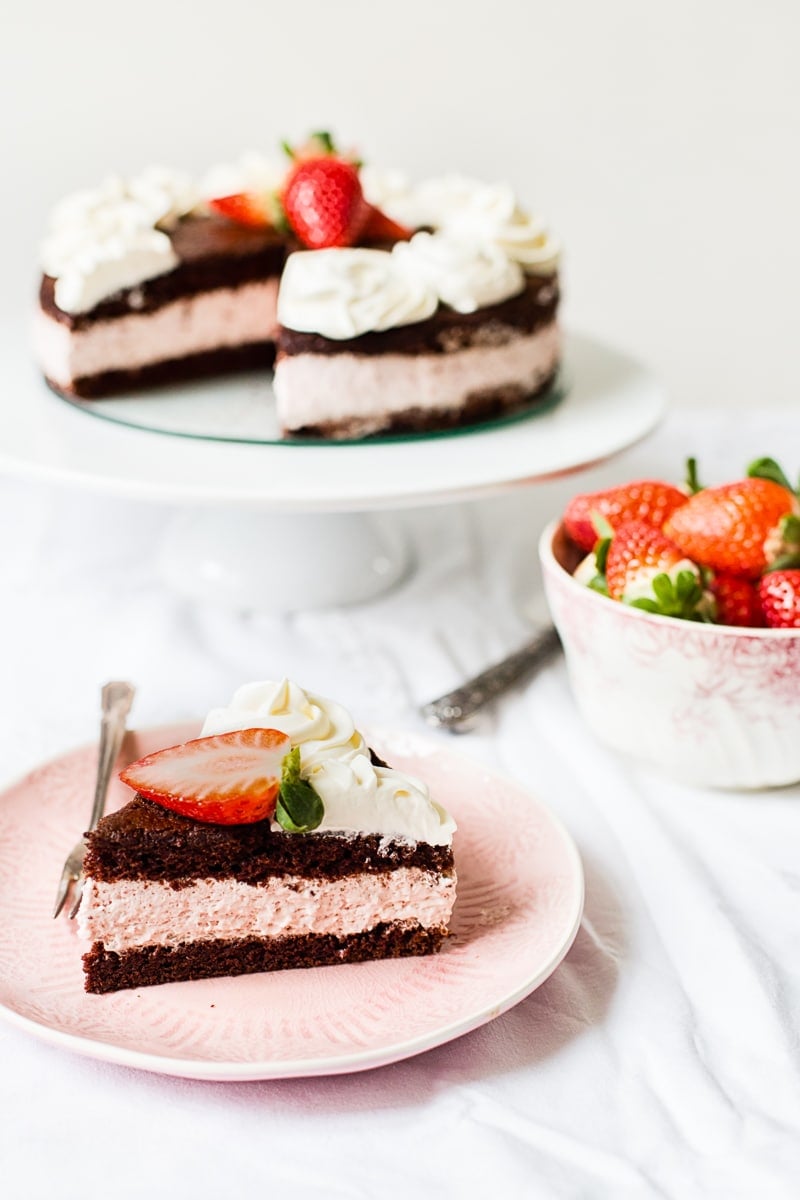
539 521 800 789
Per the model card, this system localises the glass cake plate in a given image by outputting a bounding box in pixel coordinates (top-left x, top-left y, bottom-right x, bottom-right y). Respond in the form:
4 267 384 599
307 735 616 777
0 329 663 509
55 369 567 446
0 723 584 1081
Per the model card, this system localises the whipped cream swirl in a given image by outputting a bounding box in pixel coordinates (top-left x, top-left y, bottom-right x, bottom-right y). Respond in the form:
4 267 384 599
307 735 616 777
277 248 438 340
362 169 559 276
199 151 286 202
201 678 456 845
202 678 366 769
444 180 560 275
41 168 199 314
394 231 524 313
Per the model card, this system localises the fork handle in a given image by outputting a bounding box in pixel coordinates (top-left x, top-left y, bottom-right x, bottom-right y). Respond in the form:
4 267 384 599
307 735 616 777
88 681 135 832
420 625 561 730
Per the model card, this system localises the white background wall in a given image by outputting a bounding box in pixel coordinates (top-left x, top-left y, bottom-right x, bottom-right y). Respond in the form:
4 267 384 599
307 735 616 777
3 0 799 409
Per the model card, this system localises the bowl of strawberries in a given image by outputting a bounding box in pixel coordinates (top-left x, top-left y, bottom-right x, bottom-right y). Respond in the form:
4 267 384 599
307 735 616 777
539 457 800 788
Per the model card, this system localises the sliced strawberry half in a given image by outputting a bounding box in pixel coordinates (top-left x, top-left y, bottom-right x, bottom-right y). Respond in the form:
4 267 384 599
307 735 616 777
208 192 274 228
119 728 292 825
359 203 413 244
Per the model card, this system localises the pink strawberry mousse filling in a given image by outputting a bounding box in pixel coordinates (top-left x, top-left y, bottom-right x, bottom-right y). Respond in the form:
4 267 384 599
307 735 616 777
35 279 279 387
78 869 456 952
273 321 559 433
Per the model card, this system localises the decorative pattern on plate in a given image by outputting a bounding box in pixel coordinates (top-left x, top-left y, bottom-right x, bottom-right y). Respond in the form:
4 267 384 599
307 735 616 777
0 724 583 1080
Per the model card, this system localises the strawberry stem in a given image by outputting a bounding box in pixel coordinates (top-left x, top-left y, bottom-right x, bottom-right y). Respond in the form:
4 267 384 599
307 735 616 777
310 130 336 154
686 457 703 494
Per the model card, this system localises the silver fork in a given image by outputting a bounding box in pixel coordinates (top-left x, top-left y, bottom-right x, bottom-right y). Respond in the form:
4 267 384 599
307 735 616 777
52 680 135 919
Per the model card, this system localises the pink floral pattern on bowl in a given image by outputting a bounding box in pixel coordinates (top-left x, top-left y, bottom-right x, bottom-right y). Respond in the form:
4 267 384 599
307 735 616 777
540 522 800 788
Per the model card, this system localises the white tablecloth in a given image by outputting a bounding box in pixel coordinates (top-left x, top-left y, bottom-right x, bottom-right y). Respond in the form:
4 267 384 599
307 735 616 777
1 411 798 1200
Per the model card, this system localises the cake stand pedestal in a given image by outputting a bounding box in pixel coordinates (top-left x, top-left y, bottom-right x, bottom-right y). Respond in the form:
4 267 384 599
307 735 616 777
0 331 665 610
158 510 411 610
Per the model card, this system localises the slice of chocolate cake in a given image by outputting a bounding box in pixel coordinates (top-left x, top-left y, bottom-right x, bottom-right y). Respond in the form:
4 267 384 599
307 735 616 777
275 261 560 439
76 680 456 994
36 207 290 399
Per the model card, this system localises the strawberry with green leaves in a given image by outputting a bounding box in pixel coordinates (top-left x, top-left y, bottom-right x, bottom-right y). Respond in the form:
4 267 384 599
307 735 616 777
120 728 324 831
206 131 412 248
281 131 411 249
563 479 688 553
664 458 800 579
597 520 708 619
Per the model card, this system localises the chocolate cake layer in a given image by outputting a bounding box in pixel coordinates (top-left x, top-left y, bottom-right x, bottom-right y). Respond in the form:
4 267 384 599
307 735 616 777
287 370 559 440
85 797 454 884
278 274 559 358
83 922 447 993
40 214 292 328
48 341 275 400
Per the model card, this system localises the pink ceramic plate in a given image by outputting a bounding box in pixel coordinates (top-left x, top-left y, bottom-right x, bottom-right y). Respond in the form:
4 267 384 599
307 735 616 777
0 724 584 1081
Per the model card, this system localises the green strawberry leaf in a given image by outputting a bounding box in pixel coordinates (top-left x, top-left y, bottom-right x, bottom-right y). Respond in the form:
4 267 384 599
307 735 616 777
594 536 611 575
780 514 800 549
590 511 615 542
588 574 609 596
747 456 795 494
629 597 661 613
764 552 800 573
625 570 705 621
275 747 324 833
310 130 336 154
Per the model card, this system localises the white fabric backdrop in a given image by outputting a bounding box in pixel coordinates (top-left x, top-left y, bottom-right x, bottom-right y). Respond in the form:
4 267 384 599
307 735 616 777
1 411 799 1199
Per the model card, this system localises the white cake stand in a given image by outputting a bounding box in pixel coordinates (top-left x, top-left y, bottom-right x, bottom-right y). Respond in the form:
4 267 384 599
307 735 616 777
0 330 665 609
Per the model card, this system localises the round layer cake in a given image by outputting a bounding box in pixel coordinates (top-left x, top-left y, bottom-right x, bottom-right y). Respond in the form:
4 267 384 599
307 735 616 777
34 139 561 440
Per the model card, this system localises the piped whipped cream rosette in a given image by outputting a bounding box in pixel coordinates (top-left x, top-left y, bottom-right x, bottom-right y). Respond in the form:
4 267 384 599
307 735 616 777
361 170 560 276
393 231 525 314
276 247 438 339
277 234 527 336
41 167 199 313
198 152 286 204
202 678 455 844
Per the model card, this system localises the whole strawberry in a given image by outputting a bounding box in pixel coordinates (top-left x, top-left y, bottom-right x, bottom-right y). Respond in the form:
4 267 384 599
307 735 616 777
664 477 800 578
603 520 707 618
758 570 800 628
712 573 764 627
564 479 688 553
283 155 368 249
278 133 367 249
